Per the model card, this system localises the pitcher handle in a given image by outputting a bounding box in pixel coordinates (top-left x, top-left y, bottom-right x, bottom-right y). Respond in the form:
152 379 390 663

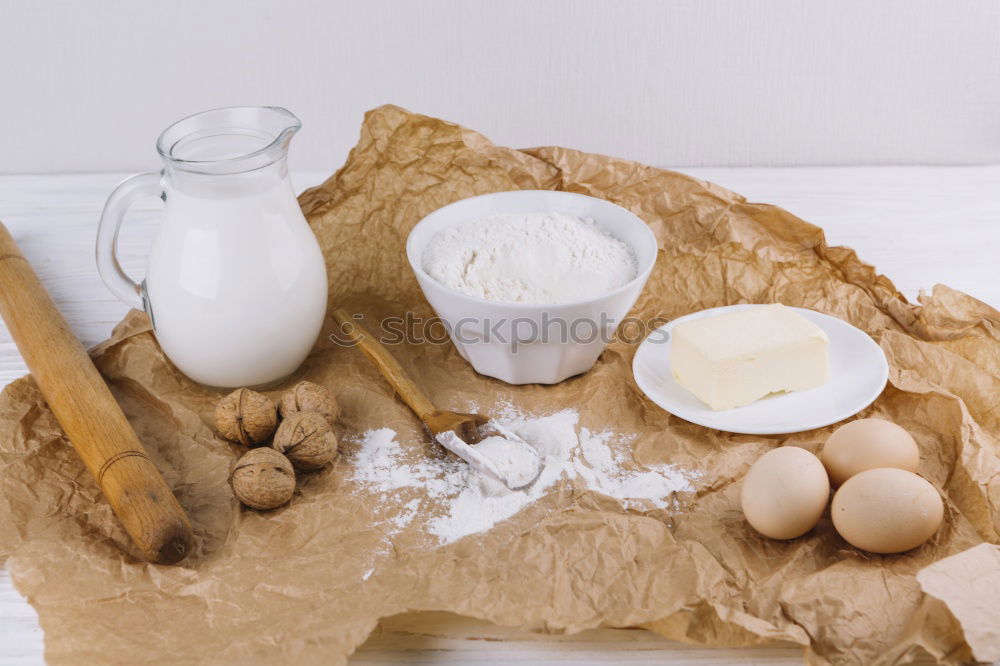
96 172 162 311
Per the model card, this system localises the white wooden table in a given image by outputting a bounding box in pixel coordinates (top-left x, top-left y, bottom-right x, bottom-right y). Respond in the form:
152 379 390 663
1 167 998 665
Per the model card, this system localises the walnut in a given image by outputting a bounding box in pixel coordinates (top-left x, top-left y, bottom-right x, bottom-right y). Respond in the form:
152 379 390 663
272 411 338 471
278 381 338 426
229 447 296 510
215 388 277 446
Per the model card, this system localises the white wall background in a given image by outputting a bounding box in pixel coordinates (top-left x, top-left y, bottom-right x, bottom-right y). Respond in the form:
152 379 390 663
2 0 998 174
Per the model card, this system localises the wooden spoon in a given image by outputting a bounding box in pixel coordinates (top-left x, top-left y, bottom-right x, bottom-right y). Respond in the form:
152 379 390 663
332 310 488 438
332 309 542 490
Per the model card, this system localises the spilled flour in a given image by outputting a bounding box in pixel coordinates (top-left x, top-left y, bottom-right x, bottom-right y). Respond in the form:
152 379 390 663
347 408 698 545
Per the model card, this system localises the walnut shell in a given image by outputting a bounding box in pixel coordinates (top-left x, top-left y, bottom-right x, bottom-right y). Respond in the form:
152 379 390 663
278 381 338 426
229 447 296 510
272 411 338 471
215 388 277 446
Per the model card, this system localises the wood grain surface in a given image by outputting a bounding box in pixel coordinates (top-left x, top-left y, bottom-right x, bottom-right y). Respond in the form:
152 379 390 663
1 167 998 664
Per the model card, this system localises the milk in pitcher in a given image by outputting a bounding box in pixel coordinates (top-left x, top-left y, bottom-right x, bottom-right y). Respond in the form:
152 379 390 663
97 107 329 388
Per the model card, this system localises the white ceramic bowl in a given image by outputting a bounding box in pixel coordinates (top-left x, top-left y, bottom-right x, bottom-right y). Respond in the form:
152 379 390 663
406 190 657 384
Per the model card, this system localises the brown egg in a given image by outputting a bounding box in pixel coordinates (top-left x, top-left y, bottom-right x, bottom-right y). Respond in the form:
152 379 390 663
740 447 830 540
831 468 943 554
820 418 919 486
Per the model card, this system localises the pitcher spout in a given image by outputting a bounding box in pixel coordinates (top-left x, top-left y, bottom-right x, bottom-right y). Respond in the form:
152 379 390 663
264 105 302 152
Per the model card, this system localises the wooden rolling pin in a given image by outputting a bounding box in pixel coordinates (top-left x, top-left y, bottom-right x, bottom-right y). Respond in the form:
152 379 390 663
0 223 193 564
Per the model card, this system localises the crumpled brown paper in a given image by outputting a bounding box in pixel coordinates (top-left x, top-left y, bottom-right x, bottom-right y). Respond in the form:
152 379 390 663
2 105 999 665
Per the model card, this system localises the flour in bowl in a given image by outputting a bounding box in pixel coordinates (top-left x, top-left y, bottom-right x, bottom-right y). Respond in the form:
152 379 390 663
421 212 637 304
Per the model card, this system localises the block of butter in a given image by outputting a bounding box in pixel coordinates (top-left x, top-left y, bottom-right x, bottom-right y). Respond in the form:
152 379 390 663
670 304 829 411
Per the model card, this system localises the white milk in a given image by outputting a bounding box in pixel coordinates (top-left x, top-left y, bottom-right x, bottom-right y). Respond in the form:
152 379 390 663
144 166 328 388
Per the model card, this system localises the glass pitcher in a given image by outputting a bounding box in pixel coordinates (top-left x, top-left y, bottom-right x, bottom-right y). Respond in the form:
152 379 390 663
96 106 328 388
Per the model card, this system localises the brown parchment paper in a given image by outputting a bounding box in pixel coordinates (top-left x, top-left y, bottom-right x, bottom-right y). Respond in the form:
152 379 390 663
2 105 1000 665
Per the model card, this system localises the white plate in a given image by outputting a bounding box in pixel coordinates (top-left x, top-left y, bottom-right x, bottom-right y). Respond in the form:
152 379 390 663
631 305 889 435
